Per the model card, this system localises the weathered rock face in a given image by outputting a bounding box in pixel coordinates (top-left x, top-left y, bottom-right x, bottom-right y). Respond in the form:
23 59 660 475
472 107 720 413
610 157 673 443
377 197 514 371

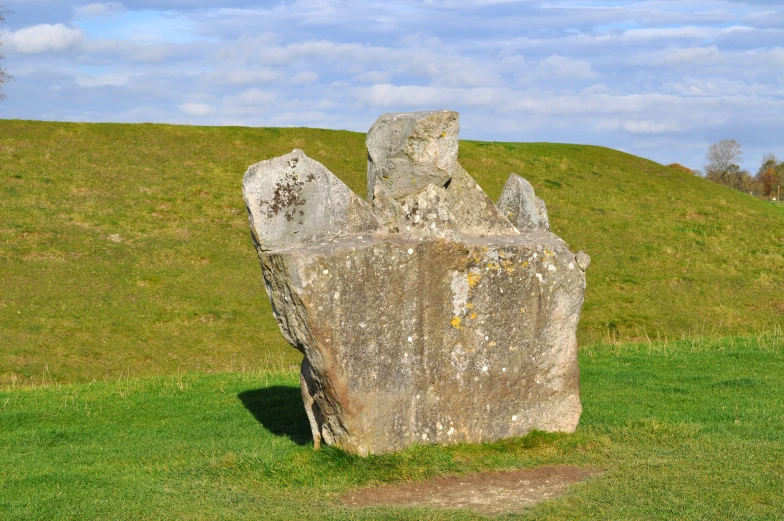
243 111 588 455
243 149 383 252
498 173 551 232
367 110 459 200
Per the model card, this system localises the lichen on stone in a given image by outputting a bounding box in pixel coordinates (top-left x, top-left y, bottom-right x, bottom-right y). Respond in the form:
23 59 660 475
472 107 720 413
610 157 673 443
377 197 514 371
242 111 589 455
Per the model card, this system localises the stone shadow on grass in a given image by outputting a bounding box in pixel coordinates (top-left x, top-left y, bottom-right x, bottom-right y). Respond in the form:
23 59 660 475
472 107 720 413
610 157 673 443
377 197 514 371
238 386 313 446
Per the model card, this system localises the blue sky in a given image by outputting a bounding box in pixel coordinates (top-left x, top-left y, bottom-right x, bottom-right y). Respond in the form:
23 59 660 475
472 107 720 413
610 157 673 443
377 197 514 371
1 0 783 172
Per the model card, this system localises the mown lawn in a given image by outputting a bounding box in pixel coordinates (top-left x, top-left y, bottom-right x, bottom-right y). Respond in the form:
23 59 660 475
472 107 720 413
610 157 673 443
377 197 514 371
2 334 782 520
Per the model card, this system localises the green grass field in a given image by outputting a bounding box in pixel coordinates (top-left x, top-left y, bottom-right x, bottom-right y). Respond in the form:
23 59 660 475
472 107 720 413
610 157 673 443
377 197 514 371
2 119 783 519
1 120 782 384
2 334 782 520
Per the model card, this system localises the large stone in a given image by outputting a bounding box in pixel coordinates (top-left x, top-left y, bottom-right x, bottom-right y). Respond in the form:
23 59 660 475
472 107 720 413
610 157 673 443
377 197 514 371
497 173 550 231
243 149 383 252
367 110 459 200
373 168 519 241
243 112 588 455
368 115 519 240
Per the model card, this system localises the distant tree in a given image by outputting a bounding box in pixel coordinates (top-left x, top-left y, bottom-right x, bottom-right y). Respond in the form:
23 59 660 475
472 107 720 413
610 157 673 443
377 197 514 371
755 153 784 199
706 163 753 193
0 4 9 100
705 139 742 175
756 167 778 197
734 169 754 194
704 140 748 191
757 153 778 176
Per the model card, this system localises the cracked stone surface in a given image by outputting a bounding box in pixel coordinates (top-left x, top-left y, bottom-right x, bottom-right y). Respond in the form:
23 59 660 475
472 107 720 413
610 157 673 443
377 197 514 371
243 111 588 455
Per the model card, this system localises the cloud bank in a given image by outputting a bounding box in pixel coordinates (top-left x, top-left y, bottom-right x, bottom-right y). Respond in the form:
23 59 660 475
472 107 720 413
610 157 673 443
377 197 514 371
4 24 84 54
0 0 782 171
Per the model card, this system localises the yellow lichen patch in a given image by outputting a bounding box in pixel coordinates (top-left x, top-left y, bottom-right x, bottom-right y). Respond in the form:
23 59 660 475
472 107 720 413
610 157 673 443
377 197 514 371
451 316 462 329
466 302 474 309
467 272 481 287
470 313 478 320
488 341 497 347
502 259 515 275
472 247 490 263
520 307 526 313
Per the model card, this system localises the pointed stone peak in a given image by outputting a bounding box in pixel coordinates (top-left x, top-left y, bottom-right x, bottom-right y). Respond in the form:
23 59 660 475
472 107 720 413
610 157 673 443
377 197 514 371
366 111 518 239
243 149 383 252
366 110 459 200
497 173 551 231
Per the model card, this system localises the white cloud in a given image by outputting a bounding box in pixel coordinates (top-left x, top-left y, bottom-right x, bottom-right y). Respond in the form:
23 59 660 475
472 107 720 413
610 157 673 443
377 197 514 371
597 119 681 134
292 71 319 84
266 110 332 126
768 46 784 66
75 73 130 87
511 92 683 116
354 70 393 83
653 46 723 67
596 119 622 131
5 24 84 54
357 84 440 107
357 84 501 108
225 39 394 68
622 120 679 134
4 1 784 171
221 89 277 115
225 88 276 105
216 69 282 85
400 33 443 48
74 2 126 19
535 54 597 79
179 102 213 116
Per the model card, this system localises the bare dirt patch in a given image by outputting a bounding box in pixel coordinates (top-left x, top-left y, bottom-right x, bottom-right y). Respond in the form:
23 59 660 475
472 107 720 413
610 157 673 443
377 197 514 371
341 465 600 517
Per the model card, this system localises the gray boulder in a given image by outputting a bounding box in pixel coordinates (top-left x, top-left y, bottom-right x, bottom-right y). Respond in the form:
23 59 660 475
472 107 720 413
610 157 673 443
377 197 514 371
366 110 459 200
243 149 384 252
243 112 588 455
367 112 518 240
497 173 550 231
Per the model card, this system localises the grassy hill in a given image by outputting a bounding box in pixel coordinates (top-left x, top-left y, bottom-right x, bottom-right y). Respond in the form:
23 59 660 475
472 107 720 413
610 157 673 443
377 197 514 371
1 120 782 384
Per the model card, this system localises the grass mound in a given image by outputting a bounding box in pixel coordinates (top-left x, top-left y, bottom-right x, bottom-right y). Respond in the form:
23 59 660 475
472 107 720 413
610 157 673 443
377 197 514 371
1 120 782 383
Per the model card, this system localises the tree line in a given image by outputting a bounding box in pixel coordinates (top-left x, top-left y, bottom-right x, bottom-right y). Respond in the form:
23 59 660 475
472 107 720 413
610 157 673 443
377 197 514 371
676 140 784 201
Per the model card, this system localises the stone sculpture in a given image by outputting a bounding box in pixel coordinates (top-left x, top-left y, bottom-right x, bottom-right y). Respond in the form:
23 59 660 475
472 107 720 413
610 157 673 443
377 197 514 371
243 111 589 455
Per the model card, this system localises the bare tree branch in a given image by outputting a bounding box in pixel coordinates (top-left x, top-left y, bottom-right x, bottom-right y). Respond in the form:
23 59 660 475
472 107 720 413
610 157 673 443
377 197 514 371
0 4 8 101
705 139 742 174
